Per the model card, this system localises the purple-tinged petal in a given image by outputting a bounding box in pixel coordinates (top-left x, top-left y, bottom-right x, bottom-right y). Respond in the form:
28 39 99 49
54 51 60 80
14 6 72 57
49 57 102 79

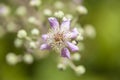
42 34 49 41
64 32 71 38
71 32 78 39
71 28 79 39
48 17 59 29
66 41 79 52
61 17 71 30
40 44 51 50
61 48 70 59
72 28 79 34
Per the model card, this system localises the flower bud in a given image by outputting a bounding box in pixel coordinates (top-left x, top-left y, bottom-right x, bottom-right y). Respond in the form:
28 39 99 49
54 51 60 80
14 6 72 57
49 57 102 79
54 11 64 18
6 53 18 65
0 4 10 17
23 54 34 64
17 29 27 38
76 34 84 41
28 16 38 24
31 28 39 36
75 65 86 75
43 9 52 16
57 63 66 71
29 0 42 7
29 41 37 49
16 6 27 16
14 38 23 48
72 40 77 45
76 5 88 15
84 24 96 39
72 53 81 61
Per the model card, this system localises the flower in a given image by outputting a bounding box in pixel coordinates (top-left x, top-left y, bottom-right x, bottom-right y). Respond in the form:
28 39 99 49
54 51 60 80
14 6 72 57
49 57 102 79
40 17 79 59
0 4 10 16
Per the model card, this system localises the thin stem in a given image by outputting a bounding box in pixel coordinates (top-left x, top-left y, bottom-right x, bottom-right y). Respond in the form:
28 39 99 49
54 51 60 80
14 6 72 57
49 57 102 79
68 60 76 71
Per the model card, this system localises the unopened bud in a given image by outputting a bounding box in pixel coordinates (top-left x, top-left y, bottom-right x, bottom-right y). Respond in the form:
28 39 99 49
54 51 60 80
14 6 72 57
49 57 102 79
6 53 18 65
28 16 38 24
23 54 34 64
76 34 84 41
17 29 27 38
14 38 23 48
57 63 66 71
43 9 52 16
16 6 27 16
72 40 77 45
29 41 37 49
29 0 42 7
54 11 64 18
0 4 10 17
76 5 88 15
75 65 86 75
72 53 81 61
84 24 96 38
31 28 39 36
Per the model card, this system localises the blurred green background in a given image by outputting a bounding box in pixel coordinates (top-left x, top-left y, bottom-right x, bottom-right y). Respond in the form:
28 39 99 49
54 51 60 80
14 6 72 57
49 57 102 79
0 0 120 80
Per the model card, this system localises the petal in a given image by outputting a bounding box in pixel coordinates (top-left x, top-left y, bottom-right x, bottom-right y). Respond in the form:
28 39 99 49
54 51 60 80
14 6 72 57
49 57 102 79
72 28 79 34
64 32 71 38
48 17 59 29
42 34 49 41
61 48 70 59
40 44 51 50
66 42 79 52
61 17 71 30
71 28 79 39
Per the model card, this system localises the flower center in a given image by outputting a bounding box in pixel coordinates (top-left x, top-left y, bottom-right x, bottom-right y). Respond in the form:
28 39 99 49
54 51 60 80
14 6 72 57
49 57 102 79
54 32 64 42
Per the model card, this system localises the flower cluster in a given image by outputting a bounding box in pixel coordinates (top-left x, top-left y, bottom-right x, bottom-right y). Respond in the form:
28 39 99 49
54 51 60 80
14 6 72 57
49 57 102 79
1 0 96 75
